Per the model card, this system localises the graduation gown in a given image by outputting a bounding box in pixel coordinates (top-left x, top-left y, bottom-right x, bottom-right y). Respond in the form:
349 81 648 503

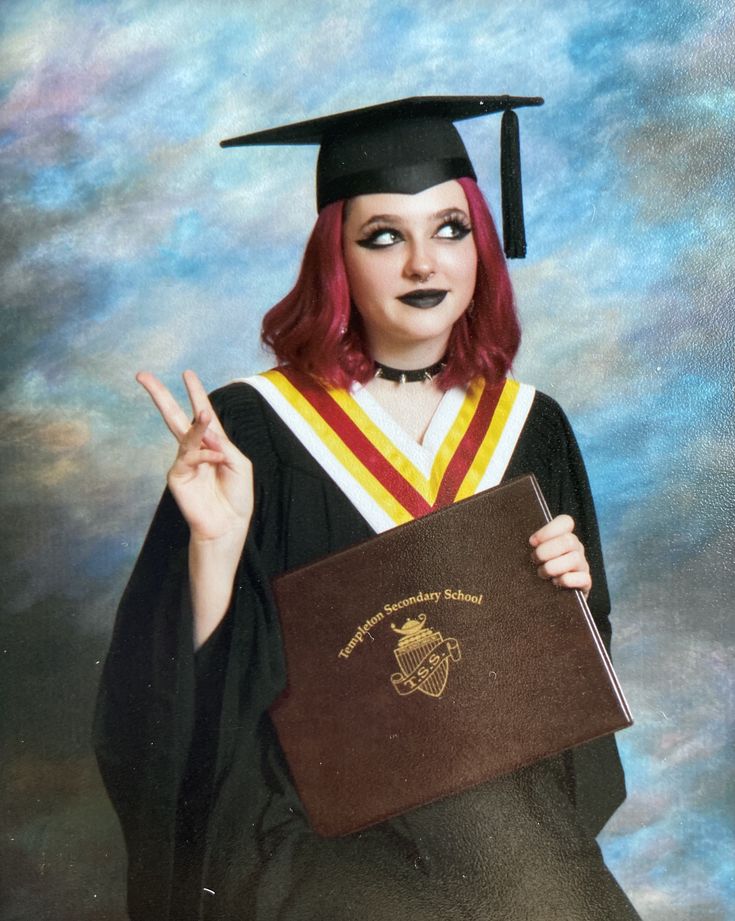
94 374 638 921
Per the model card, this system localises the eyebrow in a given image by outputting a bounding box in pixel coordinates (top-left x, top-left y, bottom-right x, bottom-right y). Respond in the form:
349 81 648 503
358 207 469 233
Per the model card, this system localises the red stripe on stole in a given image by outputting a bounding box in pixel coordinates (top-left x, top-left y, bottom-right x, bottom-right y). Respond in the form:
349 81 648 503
279 368 432 519
432 379 505 509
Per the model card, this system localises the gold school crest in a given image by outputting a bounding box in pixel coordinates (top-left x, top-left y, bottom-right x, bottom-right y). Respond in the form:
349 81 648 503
390 614 461 699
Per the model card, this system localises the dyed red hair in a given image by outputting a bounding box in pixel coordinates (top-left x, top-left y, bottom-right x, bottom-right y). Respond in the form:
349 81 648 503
261 177 521 389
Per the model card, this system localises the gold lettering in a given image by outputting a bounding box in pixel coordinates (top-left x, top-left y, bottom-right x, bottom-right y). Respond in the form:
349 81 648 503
442 588 484 604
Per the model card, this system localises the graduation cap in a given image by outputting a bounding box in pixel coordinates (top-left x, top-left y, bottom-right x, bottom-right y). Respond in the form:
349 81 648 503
221 95 543 258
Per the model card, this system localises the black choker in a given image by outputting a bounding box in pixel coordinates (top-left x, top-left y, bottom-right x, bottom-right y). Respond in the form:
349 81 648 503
373 359 446 383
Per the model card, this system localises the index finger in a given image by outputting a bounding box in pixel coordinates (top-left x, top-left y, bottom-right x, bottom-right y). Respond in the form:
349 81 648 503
529 513 575 547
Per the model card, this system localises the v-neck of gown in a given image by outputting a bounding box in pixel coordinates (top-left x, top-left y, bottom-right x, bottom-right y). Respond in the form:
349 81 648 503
350 381 469 477
242 368 536 533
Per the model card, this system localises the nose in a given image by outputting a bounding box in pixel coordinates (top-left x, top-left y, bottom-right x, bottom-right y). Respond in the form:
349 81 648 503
403 240 435 283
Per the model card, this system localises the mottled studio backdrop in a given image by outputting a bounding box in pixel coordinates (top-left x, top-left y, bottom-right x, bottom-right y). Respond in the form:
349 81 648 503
1 1 733 919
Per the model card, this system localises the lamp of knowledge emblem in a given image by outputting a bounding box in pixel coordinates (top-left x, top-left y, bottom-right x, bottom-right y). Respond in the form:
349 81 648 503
390 614 461 699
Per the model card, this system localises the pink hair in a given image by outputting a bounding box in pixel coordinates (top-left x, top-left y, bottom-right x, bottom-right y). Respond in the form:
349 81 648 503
261 178 521 389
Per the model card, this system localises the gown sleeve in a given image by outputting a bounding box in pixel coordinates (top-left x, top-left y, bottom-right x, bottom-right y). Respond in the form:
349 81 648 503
505 391 627 836
92 384 286 921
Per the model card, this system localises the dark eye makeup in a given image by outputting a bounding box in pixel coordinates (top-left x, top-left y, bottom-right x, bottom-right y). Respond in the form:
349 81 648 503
356 211 473 249
435 213 472 240
357 227 403 249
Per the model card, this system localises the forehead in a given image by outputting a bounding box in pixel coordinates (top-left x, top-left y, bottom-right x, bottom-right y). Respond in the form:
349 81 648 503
344 180 469 224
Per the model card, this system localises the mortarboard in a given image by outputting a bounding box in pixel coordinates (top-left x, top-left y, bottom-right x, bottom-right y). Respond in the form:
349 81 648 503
221 95 543 258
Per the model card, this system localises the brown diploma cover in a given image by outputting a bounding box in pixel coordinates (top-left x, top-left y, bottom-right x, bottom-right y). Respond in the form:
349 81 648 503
270 474 632 837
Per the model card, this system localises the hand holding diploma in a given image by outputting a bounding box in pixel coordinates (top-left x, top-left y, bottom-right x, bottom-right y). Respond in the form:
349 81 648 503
529 514 591 599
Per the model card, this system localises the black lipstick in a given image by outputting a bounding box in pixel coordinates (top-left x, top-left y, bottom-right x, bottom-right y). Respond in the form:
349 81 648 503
397 289 448 309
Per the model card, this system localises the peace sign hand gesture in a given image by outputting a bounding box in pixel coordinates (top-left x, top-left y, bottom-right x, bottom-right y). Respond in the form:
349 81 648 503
136 370 254 545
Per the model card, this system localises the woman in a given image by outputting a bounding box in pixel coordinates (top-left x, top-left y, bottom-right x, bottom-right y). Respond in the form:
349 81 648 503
95 97 639 920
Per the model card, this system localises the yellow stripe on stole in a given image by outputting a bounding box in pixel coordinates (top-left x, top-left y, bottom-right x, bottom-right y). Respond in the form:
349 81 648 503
454 378 521 501
328 377 485 504
428 376 486 498
327 388 427 495
261 370 413 526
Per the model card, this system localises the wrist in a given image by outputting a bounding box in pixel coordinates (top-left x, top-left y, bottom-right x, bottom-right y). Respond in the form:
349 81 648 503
188 531 247 649
189 529 247 581
189 525 248 551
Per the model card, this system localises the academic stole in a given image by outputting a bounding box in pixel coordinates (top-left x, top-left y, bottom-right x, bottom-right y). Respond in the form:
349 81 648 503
243 368 535 534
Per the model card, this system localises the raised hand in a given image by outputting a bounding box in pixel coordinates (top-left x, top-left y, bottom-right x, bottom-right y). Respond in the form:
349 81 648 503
529 514 591 599
136 370 253 544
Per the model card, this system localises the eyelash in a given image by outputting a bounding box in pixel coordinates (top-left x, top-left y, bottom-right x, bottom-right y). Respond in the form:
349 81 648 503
357 216 473 249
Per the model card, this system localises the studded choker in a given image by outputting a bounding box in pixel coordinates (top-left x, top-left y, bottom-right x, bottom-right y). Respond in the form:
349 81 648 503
373 359 446 384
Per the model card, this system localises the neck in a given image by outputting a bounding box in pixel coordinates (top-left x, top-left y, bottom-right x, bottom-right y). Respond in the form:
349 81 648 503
373 357 446 384
368 340 448 371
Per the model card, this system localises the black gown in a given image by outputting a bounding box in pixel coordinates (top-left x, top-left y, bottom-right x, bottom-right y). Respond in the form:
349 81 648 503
94 380 640 921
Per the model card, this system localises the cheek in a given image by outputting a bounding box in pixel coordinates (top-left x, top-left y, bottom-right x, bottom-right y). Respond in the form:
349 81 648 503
430 239 477 292
450 244 478 286
345 260 368 307
344 251 392 307
343 247 362 292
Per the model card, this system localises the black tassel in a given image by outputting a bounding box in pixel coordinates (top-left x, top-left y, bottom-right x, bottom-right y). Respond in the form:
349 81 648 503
500 107 527 259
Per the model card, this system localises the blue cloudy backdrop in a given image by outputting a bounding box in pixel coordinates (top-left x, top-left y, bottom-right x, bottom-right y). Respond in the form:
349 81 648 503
1 1 733 918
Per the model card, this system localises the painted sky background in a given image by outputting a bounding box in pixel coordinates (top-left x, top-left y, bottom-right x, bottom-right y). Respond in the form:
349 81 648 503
1 1 733 919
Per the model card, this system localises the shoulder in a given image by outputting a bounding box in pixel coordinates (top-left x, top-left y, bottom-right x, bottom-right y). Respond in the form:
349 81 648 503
210 379 267 425
208 379 276 462
508 385 586 478
209 372 323 472
514 386 579 448
210 377 264 412
525 388 573 429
